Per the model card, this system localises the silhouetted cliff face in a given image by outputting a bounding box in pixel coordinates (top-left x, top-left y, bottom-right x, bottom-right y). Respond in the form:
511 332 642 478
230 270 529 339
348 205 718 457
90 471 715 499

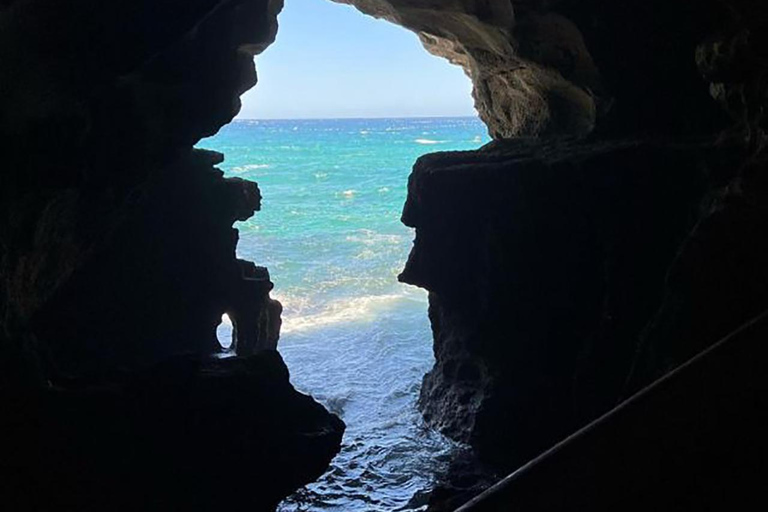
1 0 285 382
400 139 713 469
0 1 342 509
391 0 768 477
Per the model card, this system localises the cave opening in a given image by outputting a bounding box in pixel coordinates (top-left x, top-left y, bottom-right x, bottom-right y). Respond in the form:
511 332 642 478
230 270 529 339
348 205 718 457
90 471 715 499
217 313 234 350
200 0 489 509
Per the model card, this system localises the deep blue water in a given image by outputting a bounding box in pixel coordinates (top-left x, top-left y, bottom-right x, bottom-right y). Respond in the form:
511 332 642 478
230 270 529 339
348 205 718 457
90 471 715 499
199 117 489 511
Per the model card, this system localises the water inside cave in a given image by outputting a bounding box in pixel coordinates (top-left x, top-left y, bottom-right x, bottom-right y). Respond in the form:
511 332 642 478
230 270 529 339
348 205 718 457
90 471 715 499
201 118 488 510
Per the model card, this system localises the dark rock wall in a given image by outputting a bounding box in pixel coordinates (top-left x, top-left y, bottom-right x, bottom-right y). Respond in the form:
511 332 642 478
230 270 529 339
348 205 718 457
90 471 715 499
5 353 344 512
400 140 712 468
1 1 343 509
456 308 768 512
1 0 283 384
334 0 741 140
383 0 768 476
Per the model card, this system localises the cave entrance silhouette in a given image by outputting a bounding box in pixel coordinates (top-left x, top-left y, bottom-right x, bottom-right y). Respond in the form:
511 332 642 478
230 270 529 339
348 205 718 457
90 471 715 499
203 1 489 510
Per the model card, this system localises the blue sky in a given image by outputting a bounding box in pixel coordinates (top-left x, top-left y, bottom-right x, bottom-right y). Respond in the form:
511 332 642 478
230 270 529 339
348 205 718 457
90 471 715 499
236 0 477 119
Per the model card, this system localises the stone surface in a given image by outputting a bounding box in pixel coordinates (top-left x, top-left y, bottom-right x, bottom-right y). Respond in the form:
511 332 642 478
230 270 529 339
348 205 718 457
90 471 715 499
0 0 286 385
2 352 344 512
627 153 768 391
333 0 598 138
391 0 768 496
0 1 344 509
334 0 732 139
456 308 768 511
400 138 713 469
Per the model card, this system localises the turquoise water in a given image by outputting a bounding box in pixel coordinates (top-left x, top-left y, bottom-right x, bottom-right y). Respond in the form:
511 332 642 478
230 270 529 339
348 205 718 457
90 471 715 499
199 117 489 511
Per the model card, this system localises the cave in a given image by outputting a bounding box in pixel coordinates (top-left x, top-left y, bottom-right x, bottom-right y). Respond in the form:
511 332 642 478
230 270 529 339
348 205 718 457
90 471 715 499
200 3 489 507
2 1 768 512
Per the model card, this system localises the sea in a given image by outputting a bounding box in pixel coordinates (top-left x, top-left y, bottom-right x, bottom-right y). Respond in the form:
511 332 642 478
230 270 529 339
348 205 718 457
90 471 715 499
198 117 490 511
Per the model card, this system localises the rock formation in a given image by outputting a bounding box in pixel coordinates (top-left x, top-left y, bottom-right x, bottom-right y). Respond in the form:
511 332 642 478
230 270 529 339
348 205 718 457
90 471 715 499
384 0 768 489
333 0 736 140
1 1 343 510
400 139 713 468
4 353 344 511
332 0 599 138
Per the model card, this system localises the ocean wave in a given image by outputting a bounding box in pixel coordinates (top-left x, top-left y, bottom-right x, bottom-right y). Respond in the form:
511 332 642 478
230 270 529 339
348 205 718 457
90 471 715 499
414 138 446 145
277 293 409 334
346 229 405 246
231 163 271 173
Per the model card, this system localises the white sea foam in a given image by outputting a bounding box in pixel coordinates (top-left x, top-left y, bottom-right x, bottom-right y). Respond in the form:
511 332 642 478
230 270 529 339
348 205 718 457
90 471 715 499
414 138 445 145
231 163 271 173
345 229 404 245
278 293 407 334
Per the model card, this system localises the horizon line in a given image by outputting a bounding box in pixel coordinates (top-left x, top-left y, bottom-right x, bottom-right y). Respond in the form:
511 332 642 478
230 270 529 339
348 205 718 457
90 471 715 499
233 114 481 121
